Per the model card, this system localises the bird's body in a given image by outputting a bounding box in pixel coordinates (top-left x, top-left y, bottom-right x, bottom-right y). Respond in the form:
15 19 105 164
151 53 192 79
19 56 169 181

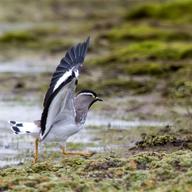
9 37 102 162
45 121 82 142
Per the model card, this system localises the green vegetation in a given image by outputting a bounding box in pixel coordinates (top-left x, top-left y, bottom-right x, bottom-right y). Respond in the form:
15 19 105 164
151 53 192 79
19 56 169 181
101 23 192 42
135 134 192 150
1 150 192 191
94 41 192 63
123 62 179 76
0 26 73 53
126 0 192 23
88 40 192 96
91 0 192 97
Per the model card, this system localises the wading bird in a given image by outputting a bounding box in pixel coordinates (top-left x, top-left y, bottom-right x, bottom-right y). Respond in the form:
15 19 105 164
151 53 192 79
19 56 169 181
9 37 102 163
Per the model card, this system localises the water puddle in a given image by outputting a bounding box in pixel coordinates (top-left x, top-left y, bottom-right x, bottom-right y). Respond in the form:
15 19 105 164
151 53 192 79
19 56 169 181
0 23 33 34
86 113 168 129
0 58 55 74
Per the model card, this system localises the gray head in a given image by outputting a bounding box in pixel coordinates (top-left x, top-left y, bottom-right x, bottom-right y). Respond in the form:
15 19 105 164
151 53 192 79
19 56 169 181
74 90 102 123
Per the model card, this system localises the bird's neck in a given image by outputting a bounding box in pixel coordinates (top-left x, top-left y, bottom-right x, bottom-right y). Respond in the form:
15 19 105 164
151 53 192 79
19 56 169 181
75 107 89 124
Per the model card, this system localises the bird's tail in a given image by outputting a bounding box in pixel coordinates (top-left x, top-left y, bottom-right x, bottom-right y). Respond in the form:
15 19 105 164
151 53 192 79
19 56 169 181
8 121 40 137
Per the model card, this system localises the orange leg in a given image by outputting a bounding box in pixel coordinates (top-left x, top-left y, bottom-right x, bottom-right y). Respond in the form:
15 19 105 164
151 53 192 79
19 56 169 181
33 138 39 164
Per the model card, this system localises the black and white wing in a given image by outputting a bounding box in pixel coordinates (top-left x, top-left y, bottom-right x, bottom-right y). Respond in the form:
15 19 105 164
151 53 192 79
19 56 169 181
40 37 90 141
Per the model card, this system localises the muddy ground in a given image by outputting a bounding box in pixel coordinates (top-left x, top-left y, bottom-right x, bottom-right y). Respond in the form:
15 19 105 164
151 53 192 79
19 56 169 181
0 0 192 191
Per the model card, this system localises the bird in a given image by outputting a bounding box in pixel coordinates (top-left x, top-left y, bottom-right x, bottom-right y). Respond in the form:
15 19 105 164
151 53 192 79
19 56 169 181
9 37 102 163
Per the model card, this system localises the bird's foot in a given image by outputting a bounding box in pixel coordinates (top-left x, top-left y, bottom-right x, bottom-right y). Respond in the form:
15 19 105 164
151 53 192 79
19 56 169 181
32 156 38 164
62 151 96 157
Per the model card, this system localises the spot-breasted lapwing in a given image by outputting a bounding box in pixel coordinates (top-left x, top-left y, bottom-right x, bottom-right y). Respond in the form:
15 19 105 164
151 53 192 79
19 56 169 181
9 37 102 163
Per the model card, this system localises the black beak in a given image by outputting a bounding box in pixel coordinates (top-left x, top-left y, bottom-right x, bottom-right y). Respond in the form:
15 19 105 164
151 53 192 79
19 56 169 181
95 97 103 102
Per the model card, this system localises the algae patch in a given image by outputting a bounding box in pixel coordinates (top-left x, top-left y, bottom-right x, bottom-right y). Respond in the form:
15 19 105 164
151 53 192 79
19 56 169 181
101 23 192 42
1 151 192 191
0 25 72 54
126 0 192 23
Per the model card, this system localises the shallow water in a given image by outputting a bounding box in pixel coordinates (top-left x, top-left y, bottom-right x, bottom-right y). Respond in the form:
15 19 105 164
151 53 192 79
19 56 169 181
0 100 169 167
0 57 55 74
0 22 33 34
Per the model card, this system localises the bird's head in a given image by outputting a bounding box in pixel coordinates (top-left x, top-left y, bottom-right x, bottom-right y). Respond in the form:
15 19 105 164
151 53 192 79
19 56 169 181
76 90 103 109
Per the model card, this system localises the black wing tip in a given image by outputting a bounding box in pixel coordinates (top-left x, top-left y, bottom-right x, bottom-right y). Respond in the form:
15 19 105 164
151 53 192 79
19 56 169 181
82 36 90 51
83 36 90 56
85 36 90 46
63 36 90 66
42 37 91 109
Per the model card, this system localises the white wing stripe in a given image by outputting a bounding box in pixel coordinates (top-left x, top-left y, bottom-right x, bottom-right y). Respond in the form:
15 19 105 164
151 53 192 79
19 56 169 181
53 69 72 92
74 70 79 78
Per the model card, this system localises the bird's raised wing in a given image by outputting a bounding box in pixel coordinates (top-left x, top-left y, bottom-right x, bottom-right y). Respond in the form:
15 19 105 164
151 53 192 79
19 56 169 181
40 37 90 141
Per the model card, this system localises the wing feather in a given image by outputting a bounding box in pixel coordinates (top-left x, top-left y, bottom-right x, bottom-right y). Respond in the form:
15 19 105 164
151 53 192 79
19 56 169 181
43 37 90 107
40 37 90 140
40 79 76 140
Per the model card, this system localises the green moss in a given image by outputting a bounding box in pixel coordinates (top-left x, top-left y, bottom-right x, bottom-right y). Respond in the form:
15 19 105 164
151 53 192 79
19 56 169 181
118 41 192 61
136 135 178 148
135 132 192 151
123 62 181 76
92 41 192 69
165 65 192 98
126 0 192 23
101 23 192 42
0 26 72 53
0 31 38 43
0 26 59 43
1 151 192 191
85 158 125 172
171 81 192 98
